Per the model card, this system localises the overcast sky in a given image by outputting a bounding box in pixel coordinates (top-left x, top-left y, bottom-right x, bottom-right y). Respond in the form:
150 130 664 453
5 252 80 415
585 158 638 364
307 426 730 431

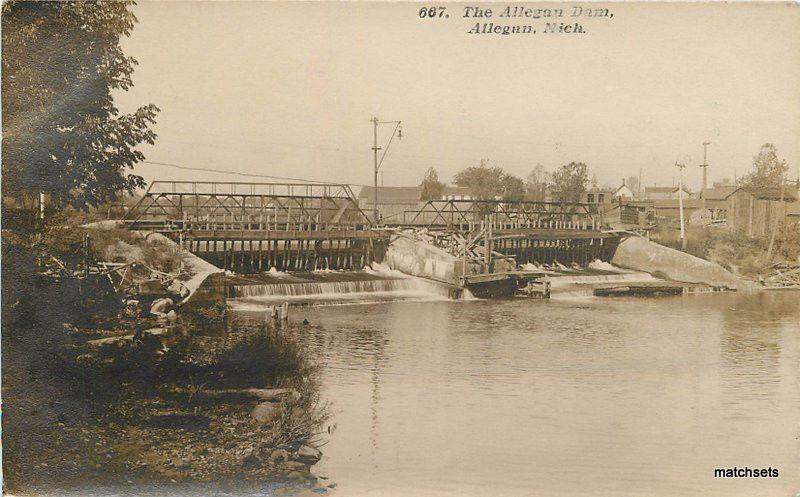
115 1 800 192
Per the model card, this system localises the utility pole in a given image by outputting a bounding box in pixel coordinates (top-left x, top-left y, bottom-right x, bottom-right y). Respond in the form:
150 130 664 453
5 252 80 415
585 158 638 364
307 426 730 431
699 141 710 211
371 117 380 224
370 116 402 225
676 162 687 251
766 172 787 261
637 168 642 199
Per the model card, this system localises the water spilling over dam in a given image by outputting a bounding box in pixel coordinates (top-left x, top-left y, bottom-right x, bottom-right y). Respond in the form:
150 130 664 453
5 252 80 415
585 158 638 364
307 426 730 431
225 270 460 307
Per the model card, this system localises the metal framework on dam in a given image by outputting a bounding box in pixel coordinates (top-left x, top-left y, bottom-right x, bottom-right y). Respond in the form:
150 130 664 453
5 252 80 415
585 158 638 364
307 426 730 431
384 199 620 266
125 181 620 272
125 181 387 272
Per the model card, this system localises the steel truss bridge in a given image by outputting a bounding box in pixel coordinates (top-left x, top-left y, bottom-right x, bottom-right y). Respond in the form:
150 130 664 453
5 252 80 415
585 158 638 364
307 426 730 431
383 199 620 266
125 181 386 271
125 182 621 271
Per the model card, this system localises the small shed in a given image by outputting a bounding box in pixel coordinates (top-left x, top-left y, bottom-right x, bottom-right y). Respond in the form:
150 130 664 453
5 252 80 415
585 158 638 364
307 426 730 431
725 187 798 237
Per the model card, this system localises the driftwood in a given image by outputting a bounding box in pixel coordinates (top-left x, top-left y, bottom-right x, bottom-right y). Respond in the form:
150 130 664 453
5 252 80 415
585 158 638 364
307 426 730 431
594 284 684 297
760 263 800 288
86 327 169 347
168 387 299 403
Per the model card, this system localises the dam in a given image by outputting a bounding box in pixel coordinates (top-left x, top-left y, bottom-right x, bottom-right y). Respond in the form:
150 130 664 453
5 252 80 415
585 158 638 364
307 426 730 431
124 181 620 285
121 180 748 300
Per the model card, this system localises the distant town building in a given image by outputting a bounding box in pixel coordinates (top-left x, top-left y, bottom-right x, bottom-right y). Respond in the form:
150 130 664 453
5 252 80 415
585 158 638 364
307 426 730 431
613 180 635 201
581 188 614 211
440 186 473 201
358 186 424 222
357 185 473 222
649 198 703 222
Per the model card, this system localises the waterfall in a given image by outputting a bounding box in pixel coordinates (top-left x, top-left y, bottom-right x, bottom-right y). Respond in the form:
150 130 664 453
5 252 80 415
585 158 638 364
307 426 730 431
549 272 659 299
227 276 454 306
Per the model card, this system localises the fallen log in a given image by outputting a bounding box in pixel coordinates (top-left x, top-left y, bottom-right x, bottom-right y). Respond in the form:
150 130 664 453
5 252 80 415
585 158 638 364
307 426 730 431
86 327 169 347
168 387 300 403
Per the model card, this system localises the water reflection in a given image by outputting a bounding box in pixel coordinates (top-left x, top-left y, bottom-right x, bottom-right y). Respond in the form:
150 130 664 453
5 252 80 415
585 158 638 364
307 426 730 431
233 292 800 497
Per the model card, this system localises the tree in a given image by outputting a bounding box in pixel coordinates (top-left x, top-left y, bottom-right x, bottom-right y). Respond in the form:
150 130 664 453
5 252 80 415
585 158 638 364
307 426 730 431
741 143 789 189
525 164 549 201
2 1 159 211
548 162 589 203
419 167 445 201
501 174 525 201
625 175 640 196
454 160 525 201
526 164 549 186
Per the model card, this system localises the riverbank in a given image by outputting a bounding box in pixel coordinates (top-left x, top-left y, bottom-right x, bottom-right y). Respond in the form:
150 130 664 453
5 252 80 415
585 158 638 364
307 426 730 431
650 224 799 280
1 224 333 496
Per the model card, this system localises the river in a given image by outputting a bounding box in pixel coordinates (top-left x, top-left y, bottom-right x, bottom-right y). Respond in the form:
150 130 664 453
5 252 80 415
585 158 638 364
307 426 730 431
232 291 800 497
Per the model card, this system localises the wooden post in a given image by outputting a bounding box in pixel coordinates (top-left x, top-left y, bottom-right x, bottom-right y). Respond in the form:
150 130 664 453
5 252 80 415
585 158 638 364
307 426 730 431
83 233 90 278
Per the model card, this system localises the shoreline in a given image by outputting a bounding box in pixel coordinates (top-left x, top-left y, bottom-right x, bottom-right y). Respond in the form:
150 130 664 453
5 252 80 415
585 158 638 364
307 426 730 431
1 228 333 497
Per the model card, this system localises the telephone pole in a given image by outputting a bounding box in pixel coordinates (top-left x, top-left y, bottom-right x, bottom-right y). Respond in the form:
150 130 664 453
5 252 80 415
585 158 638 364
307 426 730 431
370 116 402 225
699 141 710 211
676 162 687 250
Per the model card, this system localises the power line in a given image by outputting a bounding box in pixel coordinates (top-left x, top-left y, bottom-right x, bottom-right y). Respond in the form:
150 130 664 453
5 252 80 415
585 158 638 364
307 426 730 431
140 160 373 187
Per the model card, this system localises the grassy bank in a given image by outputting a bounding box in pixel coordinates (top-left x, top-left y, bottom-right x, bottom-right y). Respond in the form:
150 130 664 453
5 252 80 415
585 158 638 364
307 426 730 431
2 221 332 496
650 224 799 279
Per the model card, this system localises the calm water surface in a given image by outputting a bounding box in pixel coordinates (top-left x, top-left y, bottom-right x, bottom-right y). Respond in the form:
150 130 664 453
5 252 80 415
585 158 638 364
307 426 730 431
238 292 800 497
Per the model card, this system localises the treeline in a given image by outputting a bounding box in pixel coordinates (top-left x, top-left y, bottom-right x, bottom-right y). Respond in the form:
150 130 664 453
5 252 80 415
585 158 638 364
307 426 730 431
419 159 591 203
419 142 794 204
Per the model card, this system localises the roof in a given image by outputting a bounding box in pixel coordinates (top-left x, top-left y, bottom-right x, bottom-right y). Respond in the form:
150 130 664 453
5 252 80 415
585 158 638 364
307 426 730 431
701 186 736 201
441 186 472 196
645 185 691 194
585 188 614 194
724 187 798 202
613 184 635 195
650 198 704 209
357 186 422 203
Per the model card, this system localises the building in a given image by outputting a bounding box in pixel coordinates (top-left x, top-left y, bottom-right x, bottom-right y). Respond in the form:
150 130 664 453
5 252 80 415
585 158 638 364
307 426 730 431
581 188 614 212
644 185 692 200
698 185 736 221
613 180 635 201
650 198 703 223
440 186 473 201
358 186 424 222
725 187 798 237
602 201 655 230
357 185 474 222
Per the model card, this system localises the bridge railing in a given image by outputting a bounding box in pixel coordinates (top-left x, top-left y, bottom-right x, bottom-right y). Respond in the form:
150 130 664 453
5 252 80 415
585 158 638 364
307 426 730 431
144 181 358 199
125 180 373 229
382 199 600 230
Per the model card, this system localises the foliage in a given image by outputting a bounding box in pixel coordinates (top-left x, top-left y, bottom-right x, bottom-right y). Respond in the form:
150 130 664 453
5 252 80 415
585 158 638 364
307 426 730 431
419 167 445 201
740 143 789 189
626 175 640 196
85 226 183 273
525 165 549 201
208 326 307 387
548 162 589 203
652 225 800 277
2 0 159 211
454 160 526 201
526 164 549 186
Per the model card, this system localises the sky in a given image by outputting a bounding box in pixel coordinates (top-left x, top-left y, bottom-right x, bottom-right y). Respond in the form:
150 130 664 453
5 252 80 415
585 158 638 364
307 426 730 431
114 1 800 193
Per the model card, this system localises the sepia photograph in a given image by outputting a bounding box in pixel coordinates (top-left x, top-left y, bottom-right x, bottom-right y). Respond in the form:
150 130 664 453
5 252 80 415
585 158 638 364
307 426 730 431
2 1 799 496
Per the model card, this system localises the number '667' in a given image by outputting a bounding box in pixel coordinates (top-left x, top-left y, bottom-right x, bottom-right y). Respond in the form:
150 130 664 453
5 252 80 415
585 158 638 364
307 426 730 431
419 6 446 18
